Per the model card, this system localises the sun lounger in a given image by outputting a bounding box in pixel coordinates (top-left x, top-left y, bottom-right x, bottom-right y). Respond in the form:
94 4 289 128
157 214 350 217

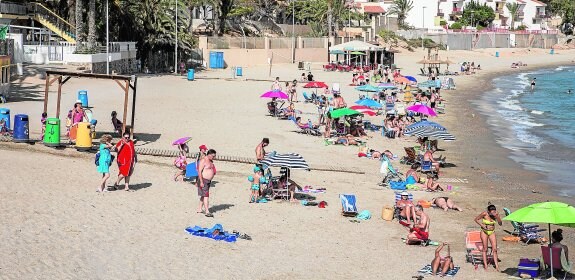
339 194 358 217
503 208 545 244
541 245 572 280
401 147 419 165
465 230 494 268
302 92 314 103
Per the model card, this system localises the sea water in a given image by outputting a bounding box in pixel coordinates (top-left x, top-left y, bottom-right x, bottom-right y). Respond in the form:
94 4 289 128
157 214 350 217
476 66 575 196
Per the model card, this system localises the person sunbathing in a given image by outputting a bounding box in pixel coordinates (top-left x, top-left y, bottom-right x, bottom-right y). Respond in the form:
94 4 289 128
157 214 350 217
396 191 416 225
283 103 296 118
406 205 430 245
369 149 382 159
334 134 358 146
295 117 319 130
431 242 454 276
431 197 462 211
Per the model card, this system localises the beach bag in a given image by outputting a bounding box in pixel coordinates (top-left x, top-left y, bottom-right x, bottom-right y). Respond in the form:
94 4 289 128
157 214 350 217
381 206 394 221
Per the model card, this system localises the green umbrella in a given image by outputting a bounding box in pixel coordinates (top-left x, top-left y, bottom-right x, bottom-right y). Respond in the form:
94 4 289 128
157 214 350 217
350 51 365 55
330 108 361 118
503 201 575 278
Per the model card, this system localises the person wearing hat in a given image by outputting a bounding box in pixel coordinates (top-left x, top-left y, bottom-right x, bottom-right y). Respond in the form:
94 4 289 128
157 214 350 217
396 191 416 225
198 145 208 161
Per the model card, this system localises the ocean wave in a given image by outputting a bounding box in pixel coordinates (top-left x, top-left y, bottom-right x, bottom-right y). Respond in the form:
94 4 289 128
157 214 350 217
531 110 544 115
555 66 565 71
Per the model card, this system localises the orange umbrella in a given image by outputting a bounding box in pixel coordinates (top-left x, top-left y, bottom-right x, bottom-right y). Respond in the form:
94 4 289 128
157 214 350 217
395 76 410 84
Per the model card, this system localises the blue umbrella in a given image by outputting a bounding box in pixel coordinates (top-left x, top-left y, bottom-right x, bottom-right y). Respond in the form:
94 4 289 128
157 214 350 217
405 120 446 132
377 83 397 90
405 76 417 83
355 98 383 108
355 84 381 92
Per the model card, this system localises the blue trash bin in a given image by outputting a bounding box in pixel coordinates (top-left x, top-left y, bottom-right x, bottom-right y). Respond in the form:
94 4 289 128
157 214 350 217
236 67 243 76
550 49 555 55
13 114 29 143
495 52 499 58
78 90 89 107
0 107 10 130
187 69 195 81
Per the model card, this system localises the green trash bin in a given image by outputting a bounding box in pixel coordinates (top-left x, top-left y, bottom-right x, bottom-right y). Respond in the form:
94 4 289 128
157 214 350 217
44 118 61 147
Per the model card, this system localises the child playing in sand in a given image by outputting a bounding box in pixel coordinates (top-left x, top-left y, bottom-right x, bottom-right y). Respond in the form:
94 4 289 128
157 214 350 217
173 143 188 182
40 112 47 140
249 165 266 203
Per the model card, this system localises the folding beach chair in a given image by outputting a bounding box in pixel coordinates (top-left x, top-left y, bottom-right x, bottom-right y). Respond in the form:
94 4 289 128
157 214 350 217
541 246 572 280
503 208 545 244
339 194 358 217
393 191 414 221
269 168 290 200
465 230 494 269
400 147 420 165
302 92 314 103
420 160 436 176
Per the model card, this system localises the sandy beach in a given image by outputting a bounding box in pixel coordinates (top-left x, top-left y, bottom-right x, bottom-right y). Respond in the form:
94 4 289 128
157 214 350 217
1 47 575 279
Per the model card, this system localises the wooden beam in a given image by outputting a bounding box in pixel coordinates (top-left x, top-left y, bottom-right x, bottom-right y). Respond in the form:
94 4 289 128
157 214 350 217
48 76 59 86
122 80 129 135
61 76 72 85
43 73 50 114
114 79 127 92
130 77 138 133
55 76 63 118
46 70 132 81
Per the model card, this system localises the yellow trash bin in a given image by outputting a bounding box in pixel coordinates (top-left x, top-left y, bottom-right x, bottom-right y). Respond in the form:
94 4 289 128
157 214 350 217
75 122 92 151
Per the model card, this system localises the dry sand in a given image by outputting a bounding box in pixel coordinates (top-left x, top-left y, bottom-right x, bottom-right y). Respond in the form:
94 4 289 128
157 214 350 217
1 47 575 279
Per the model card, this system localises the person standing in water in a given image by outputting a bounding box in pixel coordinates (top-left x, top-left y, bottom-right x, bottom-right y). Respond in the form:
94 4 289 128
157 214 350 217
530 78 536 91
197 149 217 217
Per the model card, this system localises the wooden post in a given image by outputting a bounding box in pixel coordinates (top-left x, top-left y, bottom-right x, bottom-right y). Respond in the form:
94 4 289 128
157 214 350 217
43 73 50 114
130 76 138 133
122 80 129 135
55 76 63 118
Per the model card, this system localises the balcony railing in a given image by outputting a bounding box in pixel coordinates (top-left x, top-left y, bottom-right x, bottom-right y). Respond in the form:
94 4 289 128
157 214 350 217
517 11 524 17
452 7 462 14
535 12 545 18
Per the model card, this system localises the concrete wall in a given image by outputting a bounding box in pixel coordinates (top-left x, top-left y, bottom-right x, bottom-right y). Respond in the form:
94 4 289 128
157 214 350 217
201 48 328 67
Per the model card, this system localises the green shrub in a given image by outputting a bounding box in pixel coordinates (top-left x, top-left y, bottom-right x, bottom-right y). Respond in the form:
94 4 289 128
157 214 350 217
516 25 527 30
450 22 463 29
440 20 448 26
476 25 485 31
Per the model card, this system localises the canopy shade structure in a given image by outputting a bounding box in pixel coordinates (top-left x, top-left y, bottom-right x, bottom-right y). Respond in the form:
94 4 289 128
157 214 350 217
329 40 384 52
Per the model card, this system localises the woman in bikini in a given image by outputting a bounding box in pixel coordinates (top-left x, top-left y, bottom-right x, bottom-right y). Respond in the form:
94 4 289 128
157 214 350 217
474 204 502 271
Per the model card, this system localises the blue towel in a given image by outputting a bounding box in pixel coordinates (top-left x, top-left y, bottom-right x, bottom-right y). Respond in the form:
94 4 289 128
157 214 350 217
418 264 460 277
185 224 237 242
357 210 371 220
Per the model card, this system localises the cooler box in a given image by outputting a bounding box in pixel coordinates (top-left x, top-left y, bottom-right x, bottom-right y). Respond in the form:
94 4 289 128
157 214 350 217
44 118 60 146
517 258 539 278
236 67 243 76
185 162 198 179
13 114 29 143
75 122 92 150
78 90 89 107
187 69 195 81
0 107 10 130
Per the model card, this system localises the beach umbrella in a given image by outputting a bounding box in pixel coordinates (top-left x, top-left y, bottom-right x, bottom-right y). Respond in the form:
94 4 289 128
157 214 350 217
407 104 437 117
404 76 417 83
350 105 377 116
260 153 309 170
172 136 192 146
261 91 289 99
377 83 397 89
503 201 575 278
405 120 446 132
417 81 436 89
417 58 433 64
303 81 328 89
355 98 383 108
395 76 411 84
404 126 455 141
355 84 380 92
350 51 365 55
329 50 345 55
330 107 361 119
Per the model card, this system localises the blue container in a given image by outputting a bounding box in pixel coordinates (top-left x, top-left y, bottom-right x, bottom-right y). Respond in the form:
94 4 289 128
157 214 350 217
78 90 88 107
236 67 243 76
217 52 224 68
13 114 29 142
0 107 9 130
187 69 195 81
550 49 555 55
209 51 218 69
495 51 499 57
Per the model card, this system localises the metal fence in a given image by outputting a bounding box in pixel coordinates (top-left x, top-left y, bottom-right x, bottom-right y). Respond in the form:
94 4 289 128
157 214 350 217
269 37 292 49
206 37 266 49
515 34 558 49
300 37 325 48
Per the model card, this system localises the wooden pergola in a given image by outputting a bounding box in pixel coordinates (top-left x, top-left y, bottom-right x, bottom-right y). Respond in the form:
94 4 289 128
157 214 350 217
43 71 138 134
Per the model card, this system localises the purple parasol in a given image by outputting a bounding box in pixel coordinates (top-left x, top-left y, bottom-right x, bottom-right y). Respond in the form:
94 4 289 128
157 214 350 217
261 91 289 99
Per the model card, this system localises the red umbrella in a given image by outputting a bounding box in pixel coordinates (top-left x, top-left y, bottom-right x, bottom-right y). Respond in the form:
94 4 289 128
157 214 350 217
303 81 328 89
349 105 377 116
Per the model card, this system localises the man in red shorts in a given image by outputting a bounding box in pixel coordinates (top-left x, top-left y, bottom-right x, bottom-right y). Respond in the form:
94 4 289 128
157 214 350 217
407 205 430 245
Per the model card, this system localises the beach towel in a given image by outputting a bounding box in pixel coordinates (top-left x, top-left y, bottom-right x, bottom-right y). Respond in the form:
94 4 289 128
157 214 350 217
185 224 238 242
418 264 460 277
357 210 371 220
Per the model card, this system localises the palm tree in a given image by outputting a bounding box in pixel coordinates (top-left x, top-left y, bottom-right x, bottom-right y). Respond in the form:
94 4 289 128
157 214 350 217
75 0 84 50
388 0 413 29
87 0 96 50
68 0 75 26
505 2 519 30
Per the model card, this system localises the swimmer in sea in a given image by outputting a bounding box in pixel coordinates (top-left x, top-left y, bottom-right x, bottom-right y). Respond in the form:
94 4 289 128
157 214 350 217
530 78 536 91
568 89 573 94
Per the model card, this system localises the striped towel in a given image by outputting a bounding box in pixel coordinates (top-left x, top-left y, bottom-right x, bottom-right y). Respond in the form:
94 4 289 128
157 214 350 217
418 264 460 277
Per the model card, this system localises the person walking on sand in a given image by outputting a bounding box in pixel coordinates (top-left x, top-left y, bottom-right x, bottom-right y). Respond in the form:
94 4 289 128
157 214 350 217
173 143 188 182
255 138 269 162
197 149 217 217
97 134 114 192
114 132 137 191
474 204 502 271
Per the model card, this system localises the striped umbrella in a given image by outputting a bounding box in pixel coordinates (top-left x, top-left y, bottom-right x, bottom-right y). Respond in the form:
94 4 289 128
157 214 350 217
350 105 377 116
260 153 309 170
405 126 456 141
405 120 446 133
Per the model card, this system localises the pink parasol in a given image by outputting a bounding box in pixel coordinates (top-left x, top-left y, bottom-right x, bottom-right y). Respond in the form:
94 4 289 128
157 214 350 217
407 104 437 117
303 81 328 89
349 105 377 116
173 136 192 145
261 91 289 99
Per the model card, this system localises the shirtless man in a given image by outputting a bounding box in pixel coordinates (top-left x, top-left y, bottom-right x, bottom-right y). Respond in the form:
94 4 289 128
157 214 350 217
197 149 217 217
271 77 282 91
423 148 440 174
407 205 430 245
255 138 269 162
396 191 416 224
